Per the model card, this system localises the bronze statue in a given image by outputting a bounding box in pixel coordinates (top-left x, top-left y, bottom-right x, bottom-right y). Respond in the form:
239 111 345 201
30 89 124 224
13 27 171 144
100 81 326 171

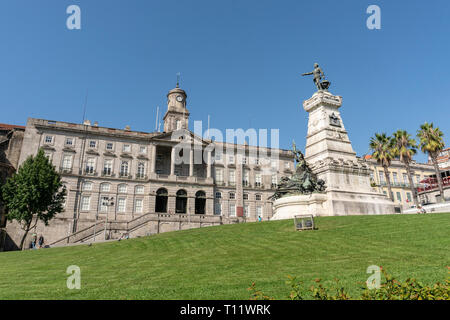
270 141 326 200
302 63 330 91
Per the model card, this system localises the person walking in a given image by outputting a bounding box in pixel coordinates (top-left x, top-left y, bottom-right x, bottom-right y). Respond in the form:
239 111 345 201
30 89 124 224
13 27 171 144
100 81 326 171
31 233 37 249
38 235 44 248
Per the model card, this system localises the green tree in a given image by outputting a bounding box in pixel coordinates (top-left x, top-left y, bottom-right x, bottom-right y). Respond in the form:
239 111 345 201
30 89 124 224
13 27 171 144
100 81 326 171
417 122 446 202
391 130 420 208
0 149 66 250
369 133 395 201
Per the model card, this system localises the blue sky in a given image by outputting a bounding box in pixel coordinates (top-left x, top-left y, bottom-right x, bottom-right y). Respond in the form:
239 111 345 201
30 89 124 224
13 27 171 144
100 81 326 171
1 0 449 162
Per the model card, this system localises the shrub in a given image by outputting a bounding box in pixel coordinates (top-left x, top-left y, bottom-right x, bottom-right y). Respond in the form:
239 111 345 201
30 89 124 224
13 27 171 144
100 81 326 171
248 267 449 300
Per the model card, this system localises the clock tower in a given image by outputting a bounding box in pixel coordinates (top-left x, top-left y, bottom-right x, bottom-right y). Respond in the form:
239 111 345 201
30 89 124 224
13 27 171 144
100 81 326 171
163 82 189 132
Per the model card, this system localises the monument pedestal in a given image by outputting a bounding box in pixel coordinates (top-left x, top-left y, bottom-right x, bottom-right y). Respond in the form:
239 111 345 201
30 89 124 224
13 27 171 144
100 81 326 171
271 194 327 220
302 90 396 216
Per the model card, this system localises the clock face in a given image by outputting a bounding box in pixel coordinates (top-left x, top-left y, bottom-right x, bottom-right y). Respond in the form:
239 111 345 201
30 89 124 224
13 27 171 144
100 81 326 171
176 95 183 102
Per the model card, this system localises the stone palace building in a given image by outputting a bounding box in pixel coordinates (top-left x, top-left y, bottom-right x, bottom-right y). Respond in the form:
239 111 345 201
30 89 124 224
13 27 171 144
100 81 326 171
4 84 294 248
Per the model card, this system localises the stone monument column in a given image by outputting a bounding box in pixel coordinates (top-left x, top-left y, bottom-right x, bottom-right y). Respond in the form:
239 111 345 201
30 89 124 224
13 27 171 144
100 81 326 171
302 91 396 216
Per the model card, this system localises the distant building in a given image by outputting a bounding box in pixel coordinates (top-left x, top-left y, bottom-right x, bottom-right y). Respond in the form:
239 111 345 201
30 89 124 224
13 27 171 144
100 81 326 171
429 147 450 170
362 155 435 209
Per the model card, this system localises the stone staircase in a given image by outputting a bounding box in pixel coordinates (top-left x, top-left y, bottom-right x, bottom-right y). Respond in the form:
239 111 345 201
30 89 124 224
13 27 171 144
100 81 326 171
49 213 224 247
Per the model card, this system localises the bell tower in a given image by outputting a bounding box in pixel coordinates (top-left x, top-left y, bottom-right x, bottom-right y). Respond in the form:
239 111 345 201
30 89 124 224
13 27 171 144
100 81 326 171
163 80 189 132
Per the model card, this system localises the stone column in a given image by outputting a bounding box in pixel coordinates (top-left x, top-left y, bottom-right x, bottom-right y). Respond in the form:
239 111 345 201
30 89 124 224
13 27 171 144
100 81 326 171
189 147 194 177
236 162 244 217
150 144 156 173
207 151 212 178
170 147 175 176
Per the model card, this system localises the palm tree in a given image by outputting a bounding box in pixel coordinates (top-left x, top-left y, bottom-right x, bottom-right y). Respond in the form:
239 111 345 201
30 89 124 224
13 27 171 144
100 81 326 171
391 130 420 208
369 133 395 201
417 122 446 202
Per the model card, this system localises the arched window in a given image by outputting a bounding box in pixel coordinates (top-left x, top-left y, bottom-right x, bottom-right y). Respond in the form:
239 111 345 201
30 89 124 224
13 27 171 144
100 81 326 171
155 188 168 213
135 185 144 194
176 189 187 214
195 191 206 214
118 184 127 193
82 181 93 191
100 183 111 192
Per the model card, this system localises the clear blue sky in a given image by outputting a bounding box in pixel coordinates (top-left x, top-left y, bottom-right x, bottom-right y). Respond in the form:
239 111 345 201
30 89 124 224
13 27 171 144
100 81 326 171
1 0 449 162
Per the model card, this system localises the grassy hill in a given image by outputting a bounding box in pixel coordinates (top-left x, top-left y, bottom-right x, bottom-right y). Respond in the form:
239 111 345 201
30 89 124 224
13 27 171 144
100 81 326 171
1 213 449 299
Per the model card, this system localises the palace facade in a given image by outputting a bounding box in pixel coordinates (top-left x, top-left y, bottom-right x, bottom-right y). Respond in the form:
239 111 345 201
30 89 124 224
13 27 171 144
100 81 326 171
4 84 294 247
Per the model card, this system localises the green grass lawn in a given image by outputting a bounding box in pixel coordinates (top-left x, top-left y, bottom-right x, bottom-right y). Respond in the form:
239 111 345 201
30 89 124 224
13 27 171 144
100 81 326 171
1 213 449 299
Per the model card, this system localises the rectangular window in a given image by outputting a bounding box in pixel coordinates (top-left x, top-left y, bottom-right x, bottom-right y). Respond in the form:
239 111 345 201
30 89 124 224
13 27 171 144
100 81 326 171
403 173 408 184
271 174 278 188
396 192 402 201
379 171 385 183
229 203 236 217
406 192 412 202
106 142 114 150
255 173 262 187
100 183 110 192
243 193 248 200
135 199 143 213
103 159 113 176
62 155 72 170
255 194 262 201
215 169 223 183
243 170 249 186
244 205 249 217
45 135 53 144
89 140 97 148
100 196 109 212
118 198 126 213
243 157 247 165
123 144 131 153
229 169 235 185
229 192 235 200
271 161 278 169
81 196 91 211
393 172 398 184
228 155 235 164
215 192 222 199
214 202 222 215
65 137 74 146
139 146 147 154
85 158 95 174
256 206 262 218
215 152 222 161
284 161 290 169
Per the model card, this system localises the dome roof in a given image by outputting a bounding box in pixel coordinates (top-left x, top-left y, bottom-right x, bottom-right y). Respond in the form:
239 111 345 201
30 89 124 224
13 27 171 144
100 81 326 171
168 86 187 96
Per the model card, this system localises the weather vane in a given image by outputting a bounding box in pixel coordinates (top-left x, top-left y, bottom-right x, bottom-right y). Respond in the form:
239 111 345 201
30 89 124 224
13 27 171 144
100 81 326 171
176 72 181 88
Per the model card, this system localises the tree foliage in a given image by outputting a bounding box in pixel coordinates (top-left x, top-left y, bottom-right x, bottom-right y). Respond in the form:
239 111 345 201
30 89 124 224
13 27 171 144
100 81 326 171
0 148 66 249
391 130 419 207
369 133 395 201
417 122 446 201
